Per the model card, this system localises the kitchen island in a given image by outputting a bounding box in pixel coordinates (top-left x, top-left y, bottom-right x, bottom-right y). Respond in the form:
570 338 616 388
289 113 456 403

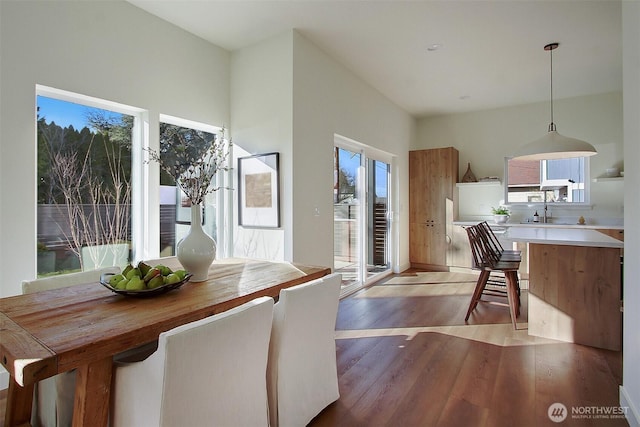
505 227 623 350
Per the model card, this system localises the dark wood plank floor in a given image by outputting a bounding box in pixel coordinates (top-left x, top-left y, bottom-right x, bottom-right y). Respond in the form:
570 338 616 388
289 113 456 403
309 271 626 427
1 271 625 426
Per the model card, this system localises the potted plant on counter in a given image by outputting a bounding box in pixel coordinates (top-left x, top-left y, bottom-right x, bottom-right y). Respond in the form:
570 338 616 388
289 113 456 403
491 206 510 224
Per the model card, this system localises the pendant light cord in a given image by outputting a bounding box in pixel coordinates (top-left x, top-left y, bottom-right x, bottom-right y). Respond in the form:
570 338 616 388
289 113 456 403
548 44 556 132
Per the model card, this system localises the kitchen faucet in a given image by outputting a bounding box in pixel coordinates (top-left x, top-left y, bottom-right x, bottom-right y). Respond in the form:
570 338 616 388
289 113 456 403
542 189 551 223
539 186 559 223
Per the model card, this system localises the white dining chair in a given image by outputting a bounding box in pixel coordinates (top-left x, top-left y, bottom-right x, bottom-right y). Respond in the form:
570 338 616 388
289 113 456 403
267 273 342 427
111 296 274 427
22 266 120 427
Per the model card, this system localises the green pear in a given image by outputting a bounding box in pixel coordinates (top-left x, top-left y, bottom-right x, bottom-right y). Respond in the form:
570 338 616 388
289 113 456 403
116 277 129 290
147 275 165 289
137 261 152 277
155 265 172 276
126 268 141 280
125 276 146 291
174 269 188 280
164 273 181 285
122 264 133 277
109 274 125 287
143 267 161 283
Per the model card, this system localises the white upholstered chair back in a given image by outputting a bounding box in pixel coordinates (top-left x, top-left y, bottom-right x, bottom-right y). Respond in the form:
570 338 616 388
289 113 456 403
22 266 120 427
267 273 342 427
111 296 274 427
22 266 120 294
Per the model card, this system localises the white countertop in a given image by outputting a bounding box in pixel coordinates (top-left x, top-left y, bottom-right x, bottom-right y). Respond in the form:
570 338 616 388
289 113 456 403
504 227 624 248
453 220 623 230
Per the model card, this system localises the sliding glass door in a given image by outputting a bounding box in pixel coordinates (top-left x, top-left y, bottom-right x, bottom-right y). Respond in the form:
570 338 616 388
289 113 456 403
334 147 361 286
367 158 391 277
334 142 392 294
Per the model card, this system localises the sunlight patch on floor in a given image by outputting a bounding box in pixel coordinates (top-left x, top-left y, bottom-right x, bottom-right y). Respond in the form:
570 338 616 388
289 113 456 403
336 272 557 347
353 282 476 298
384 272 479 285
335 323 563 348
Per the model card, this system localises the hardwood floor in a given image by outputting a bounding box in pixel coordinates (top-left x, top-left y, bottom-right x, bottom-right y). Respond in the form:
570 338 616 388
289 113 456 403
309 271 626 427
1 271 625 426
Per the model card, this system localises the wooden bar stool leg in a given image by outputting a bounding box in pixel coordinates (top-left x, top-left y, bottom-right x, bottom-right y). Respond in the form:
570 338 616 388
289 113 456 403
465 270 490 321
505 271 519 329
515 274 521 316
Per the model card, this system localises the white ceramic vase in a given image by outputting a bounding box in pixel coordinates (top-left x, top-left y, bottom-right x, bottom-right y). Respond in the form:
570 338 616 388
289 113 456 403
494 214 509 224
177 204 216 282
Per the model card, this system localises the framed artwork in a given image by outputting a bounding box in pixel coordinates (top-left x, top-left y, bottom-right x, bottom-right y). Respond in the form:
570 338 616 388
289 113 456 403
238 152 280 228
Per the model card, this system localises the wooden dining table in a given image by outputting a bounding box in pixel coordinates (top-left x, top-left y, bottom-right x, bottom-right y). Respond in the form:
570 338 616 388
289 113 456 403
0 257 331 427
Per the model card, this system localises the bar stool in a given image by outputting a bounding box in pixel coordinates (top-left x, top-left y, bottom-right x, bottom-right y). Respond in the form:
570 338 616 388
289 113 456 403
465 223 521 328
475 221 522 298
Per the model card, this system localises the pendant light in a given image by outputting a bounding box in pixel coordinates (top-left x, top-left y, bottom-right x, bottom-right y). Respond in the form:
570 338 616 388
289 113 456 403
512 43 597 160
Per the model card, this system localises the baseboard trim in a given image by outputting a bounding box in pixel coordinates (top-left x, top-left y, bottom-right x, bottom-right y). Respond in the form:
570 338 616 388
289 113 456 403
395 262 411 274
621 385 640 427
409 262 449 272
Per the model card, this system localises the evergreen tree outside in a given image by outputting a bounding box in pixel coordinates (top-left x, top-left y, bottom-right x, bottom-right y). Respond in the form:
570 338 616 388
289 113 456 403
158 122 217 188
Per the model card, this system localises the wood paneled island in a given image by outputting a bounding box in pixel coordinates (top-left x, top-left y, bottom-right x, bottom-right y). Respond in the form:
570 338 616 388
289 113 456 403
505 227 623 350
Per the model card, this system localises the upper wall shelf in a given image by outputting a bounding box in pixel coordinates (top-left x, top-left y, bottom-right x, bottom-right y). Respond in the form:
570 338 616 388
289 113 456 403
456 180 501 187
592 177 623 182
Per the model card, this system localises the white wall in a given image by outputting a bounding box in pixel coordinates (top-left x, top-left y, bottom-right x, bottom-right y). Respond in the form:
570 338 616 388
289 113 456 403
0 0 230 300
230 31 293 260
0 0 3 302
621 1 640 425
230 30 415 270
416 92 624 223
291 31 415 271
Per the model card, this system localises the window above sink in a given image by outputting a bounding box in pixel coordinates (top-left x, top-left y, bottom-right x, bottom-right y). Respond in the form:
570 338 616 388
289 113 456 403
503 156 591 206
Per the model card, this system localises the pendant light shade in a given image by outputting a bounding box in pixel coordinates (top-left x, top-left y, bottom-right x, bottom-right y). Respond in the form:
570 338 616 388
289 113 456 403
512 43 597 161
513 130 597 161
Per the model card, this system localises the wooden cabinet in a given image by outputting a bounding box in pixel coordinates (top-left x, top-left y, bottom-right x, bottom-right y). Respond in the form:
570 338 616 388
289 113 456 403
409 147 458 269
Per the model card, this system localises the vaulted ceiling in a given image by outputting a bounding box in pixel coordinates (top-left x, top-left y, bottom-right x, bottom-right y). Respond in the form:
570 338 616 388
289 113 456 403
128 0 622 118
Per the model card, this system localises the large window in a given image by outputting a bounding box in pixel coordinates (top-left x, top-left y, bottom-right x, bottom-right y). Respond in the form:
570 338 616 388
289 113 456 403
158 117 222 257
37 90 137 275
505 156 589 205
